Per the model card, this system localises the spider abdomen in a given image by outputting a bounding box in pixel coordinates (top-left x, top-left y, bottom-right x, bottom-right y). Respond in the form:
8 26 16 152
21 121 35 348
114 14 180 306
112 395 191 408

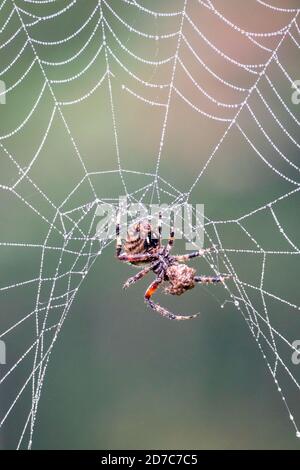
124 237 147 255
124 220 159 265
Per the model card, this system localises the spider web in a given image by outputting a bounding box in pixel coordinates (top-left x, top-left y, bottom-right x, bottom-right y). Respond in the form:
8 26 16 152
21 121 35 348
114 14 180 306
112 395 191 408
0 0 300 449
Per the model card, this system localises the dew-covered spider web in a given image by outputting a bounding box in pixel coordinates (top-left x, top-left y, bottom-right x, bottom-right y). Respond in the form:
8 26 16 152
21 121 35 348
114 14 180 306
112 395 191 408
0 0 300 449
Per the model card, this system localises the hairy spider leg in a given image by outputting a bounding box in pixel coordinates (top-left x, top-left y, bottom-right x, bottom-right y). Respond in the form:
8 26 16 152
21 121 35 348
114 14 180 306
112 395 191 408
144 278 199 321
158 211 162 244
123 262 159 289
115 211 122 258
118 253 158 263
175 247 213 262
147 217 152 245
166 224 175 253
194 274 232 284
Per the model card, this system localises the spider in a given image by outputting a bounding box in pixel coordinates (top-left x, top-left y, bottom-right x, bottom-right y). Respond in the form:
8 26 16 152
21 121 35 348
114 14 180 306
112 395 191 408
115 212 232 321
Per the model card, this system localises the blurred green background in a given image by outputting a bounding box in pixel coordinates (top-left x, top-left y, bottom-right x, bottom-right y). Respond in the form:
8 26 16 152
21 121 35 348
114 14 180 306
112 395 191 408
0 0 300 449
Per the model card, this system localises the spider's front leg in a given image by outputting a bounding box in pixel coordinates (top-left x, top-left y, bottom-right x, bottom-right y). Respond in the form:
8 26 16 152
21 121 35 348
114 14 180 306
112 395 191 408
194 274 232 284
158 211 162 243
165 224 175 254
144 278 199 321
117 253 158 263
115 211 123 258
175 246 215 262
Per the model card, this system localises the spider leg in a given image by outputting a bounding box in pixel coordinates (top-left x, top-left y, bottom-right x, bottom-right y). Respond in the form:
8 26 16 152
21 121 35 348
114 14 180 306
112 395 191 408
123 263 158 289
115 211 122 258
146 217 152 245
118 253 158 263
144 278 199 321
166 223 175 253
158 211 162 245
175 247 214 262
194 274 232 284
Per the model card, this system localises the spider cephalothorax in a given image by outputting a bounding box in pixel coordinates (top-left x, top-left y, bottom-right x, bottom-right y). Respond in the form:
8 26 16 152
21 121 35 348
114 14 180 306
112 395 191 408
116 212 232 321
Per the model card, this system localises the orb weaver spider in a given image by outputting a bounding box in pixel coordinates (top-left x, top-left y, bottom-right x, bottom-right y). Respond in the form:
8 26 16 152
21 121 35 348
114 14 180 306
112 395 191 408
116 212 231 321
